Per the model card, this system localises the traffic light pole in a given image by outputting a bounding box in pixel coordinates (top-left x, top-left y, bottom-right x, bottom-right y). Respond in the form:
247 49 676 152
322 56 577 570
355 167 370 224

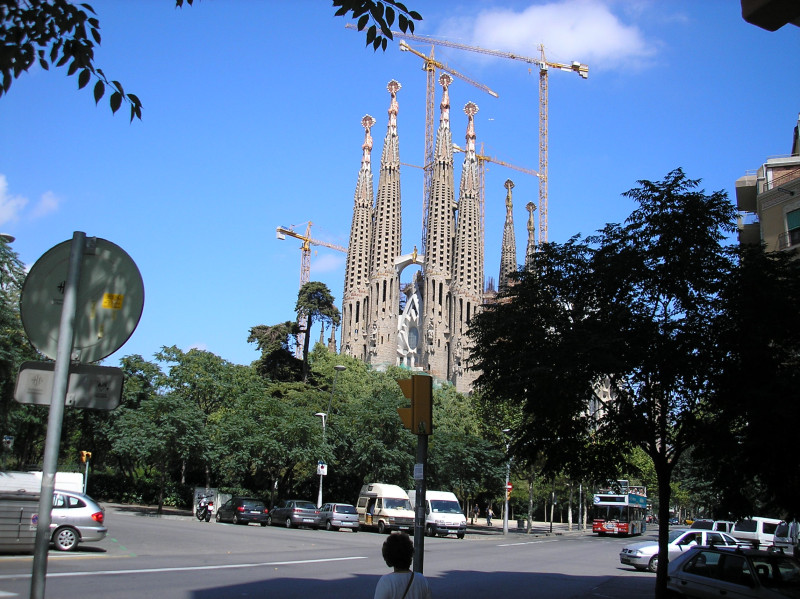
413 434 427 574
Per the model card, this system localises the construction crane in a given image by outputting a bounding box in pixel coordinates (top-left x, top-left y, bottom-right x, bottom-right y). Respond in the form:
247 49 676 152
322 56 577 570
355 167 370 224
453 143 539 245
398 40 498 253
347 23 588 244
276 222 347 357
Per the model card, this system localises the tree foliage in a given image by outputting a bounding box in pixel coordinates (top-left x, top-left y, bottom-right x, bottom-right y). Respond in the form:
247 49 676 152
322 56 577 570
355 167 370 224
247 321 302 382
333 0 422 51
469 168 737 596
295 281 340 382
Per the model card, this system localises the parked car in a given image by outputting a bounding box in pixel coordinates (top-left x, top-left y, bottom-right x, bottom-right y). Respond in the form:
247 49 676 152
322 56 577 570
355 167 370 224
690 519 734 533
774 521 800 559
732 517 783 549
215 497 268 526
667 545 800 598
620 528 742 573
319 503 359 532
51 490 107 551
267 500 320 529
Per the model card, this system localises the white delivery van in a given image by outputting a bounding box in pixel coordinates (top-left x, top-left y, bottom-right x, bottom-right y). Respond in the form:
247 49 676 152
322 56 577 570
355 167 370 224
356 483 414 534
773 521 800 558
408 490 466 539
731 516 782 549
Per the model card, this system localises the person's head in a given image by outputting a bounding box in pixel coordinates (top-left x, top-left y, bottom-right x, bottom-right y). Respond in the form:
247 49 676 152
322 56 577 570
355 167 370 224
381 532 414 570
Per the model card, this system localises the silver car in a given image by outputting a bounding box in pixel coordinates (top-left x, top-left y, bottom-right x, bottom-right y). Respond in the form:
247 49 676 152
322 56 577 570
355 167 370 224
267 499 320 529
51 490 107 551
319 503 359 532
620 528 741 572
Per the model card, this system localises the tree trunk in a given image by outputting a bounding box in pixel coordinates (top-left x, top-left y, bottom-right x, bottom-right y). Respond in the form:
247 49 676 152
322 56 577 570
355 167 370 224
655 454 673 599
302 313 313 382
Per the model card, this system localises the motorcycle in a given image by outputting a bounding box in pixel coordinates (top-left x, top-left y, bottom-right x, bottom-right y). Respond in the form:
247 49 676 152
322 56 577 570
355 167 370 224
196 494 214 522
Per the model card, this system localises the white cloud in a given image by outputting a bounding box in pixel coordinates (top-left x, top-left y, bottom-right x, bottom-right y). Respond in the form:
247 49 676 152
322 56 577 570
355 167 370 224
437 0 657 72
311 252 346 274
30 191 61 219
0 174 28 226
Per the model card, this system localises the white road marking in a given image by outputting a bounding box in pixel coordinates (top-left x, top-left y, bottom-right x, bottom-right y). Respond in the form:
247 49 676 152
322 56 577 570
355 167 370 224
0 556 368 580
497 539 559 547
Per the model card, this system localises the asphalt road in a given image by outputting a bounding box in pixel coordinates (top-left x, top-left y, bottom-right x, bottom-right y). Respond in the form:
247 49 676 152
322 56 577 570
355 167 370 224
0 505 658 598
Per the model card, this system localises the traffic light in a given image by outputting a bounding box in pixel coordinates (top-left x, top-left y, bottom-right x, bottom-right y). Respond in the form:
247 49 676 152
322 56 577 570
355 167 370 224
395 375 433 435
80 451 92 463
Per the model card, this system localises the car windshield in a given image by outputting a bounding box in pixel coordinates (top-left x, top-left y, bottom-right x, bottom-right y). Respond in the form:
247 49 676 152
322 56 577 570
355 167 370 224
242 501 264 510
430 500 462 514
691 520 713 529
384 498 412 510
335 505 357 514
669 530 694 543
295 502 316 510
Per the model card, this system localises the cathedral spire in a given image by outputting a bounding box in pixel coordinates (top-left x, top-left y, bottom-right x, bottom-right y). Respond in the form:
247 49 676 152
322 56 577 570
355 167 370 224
341 115 377 360
499 179 517 291
525 201 537 269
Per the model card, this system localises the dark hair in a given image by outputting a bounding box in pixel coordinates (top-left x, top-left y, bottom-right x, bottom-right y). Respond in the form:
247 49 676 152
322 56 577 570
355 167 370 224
382 532 414 569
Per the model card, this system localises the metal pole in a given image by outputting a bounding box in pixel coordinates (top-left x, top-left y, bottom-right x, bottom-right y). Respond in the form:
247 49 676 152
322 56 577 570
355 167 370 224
503 451 510 535
83 459 89 494
31 231 86 599
413 434 427 573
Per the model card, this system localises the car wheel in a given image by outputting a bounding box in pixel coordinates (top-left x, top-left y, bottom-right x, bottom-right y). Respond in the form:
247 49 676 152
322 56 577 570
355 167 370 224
215 511 221 522
267 515 273 526
425 524 434 537
457 532 465 539
260 521 268 527
648 555 659 573
232 513 240 525
285 517 293 529
352 527 359 533
378 521 387 534
326 520 336 532
52 526 79 552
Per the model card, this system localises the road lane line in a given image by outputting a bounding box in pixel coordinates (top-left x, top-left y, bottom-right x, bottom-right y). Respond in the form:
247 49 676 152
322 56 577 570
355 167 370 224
0 556 368 580
497 539 559 547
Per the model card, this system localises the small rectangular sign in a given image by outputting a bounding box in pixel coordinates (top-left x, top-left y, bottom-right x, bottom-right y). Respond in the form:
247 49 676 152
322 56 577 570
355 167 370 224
14 361 123 410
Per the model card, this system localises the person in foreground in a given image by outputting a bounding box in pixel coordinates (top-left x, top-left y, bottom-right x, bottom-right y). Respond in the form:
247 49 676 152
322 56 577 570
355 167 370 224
374 532 433 599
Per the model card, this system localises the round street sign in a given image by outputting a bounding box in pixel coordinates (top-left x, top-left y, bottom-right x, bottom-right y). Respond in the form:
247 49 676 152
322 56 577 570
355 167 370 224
506 482 513 491
20 237 144 363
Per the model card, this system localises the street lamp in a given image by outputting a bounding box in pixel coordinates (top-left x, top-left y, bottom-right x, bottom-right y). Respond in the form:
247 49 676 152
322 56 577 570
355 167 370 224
502 428 511 535
316 365 346 508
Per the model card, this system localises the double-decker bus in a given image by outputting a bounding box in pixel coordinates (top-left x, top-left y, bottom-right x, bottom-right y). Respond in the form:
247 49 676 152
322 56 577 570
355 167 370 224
592 482 647 536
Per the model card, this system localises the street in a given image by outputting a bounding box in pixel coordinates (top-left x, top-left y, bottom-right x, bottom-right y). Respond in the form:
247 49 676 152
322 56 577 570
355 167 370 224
0 505 657 598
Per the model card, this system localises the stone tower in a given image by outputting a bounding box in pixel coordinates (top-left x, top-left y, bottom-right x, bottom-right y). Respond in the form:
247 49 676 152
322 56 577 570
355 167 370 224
342 80 529 393
525 201 537 269
498 179 517 291
368 81 403 365
421 74 456 382
340 115 377 361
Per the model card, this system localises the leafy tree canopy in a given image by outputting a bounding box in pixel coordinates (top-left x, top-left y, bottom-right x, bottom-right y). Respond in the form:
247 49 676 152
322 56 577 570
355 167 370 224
333 0 422 51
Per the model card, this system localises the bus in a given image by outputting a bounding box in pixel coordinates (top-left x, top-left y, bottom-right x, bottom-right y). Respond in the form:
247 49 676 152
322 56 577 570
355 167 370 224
592 483 647 536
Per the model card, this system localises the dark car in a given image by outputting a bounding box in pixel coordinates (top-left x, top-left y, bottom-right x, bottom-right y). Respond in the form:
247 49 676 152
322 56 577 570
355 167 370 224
215 497 269 526
667 545 800 598
267 499 320 529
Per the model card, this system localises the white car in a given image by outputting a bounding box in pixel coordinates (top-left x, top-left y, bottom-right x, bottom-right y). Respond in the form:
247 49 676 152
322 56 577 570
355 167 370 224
620 528 742 572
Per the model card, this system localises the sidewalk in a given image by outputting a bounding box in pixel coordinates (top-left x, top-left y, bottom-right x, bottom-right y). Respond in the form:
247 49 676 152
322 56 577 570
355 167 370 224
464 517 591 539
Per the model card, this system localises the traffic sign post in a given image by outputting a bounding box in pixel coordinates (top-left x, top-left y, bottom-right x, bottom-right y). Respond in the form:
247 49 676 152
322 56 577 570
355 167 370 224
20 233 143 599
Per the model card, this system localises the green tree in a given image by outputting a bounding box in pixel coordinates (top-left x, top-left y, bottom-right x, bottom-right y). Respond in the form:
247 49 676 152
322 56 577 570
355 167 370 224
469 169 736 597
333 0 422 51
295 282 340 383
247 321 302 382
700 244 800 519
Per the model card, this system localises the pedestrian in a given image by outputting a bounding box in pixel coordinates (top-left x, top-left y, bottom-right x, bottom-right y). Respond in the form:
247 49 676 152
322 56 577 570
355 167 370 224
471 504 479 525
486 506 494 527
374 532 432 599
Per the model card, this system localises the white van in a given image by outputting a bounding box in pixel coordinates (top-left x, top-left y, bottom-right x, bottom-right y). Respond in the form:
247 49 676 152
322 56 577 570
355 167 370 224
356 483 414 534
731 516 782 549
408 490 466 539
773 521 800 558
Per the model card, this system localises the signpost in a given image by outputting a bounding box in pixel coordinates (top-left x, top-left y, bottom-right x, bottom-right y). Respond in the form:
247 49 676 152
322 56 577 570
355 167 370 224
18 232 143 599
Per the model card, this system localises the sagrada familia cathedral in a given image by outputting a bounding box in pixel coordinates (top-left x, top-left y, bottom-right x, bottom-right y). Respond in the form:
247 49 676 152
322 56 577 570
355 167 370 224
339 75 537 394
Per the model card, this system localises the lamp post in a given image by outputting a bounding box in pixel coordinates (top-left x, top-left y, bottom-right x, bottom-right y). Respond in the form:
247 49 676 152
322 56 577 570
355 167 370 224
502 428 511 535
316 365 346 508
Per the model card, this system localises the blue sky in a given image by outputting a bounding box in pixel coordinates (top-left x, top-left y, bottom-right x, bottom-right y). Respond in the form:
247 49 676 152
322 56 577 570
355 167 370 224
1 1 798 368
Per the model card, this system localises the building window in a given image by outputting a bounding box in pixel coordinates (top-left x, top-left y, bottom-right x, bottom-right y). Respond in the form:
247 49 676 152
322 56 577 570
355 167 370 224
788 209 800 246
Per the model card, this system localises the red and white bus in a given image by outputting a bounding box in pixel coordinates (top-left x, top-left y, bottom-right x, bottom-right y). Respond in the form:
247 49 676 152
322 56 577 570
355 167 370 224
592 484 647 536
